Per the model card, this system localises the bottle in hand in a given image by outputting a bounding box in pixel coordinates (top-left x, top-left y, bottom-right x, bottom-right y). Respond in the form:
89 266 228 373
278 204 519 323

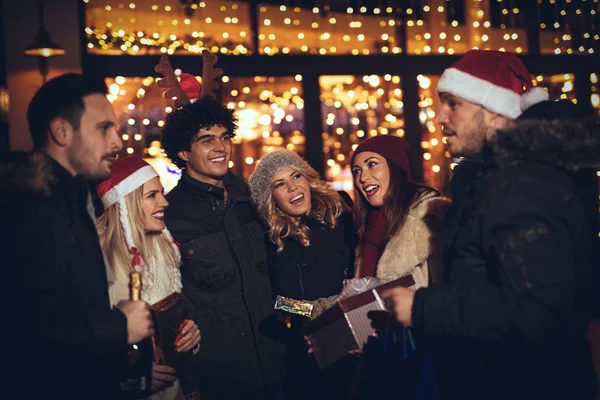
120 271 154 398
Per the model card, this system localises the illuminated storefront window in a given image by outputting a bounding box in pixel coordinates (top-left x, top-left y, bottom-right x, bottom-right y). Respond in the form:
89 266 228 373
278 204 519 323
319 74 404 191
256 4 401 55
539 0 598 55
84 1 598 56
85 0 252 55
532 73 577 102
221 75 305 180
417 75 452 195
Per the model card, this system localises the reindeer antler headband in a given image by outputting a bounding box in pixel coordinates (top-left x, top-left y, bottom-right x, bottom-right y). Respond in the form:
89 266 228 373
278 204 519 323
155 49 224 106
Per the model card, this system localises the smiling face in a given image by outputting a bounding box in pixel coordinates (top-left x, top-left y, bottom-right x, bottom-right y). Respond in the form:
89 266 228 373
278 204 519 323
270 166 312 217
178 125 232 187
352 151 391 208
141 177 169 234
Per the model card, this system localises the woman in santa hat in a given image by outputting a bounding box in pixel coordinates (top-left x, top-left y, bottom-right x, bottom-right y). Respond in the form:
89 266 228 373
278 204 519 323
96 155 201 400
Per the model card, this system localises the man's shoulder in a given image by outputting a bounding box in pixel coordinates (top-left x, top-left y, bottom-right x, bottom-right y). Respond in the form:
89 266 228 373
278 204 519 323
165 179 198 213
483 162 581 218
225 172 250 198
4 188 55 215
490 161 575 194
2 193 60 241
165 179 185 200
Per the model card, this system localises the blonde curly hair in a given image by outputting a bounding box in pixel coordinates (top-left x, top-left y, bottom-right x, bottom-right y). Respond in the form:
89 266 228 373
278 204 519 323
260 164 347 254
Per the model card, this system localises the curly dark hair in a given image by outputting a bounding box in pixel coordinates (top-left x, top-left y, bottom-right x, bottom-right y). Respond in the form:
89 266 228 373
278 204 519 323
161 97 238 169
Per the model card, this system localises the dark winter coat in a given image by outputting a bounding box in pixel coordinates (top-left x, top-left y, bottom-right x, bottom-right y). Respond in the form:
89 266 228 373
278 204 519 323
411 117 600 400
267 211 358 400
267 211 356 302
164 171 284 400
2 152 129 400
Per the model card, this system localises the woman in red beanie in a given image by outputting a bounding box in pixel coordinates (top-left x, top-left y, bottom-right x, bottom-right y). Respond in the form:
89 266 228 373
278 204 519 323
351 135 450 286
349 134 450 399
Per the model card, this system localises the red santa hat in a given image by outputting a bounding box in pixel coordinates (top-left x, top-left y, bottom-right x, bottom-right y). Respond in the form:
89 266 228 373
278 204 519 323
437 50 549 119
97 155 179 270
178 73 202 103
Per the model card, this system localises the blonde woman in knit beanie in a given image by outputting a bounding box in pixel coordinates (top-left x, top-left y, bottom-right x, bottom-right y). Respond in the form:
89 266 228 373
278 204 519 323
96 155 201 400
249 149 358 400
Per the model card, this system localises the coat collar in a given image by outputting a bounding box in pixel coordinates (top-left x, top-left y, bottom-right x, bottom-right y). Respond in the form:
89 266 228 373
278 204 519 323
1 151 89 210
180 170 250 203
355 191 451 287
491 117 600 171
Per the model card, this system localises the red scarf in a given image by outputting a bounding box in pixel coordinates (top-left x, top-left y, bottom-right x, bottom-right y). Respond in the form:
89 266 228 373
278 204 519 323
359 209 387 277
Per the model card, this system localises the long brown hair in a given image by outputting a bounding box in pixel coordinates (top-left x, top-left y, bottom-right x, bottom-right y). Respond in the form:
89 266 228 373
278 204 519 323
353 160 435 245
261 164 348 254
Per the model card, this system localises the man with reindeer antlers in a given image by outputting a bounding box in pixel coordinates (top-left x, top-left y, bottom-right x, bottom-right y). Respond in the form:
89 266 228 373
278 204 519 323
158 52 284 400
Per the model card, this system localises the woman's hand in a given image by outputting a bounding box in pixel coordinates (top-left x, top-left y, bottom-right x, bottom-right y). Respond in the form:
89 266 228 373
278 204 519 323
174 319 201 353
310 295 338 320
303 335 314 354
151 362 178 393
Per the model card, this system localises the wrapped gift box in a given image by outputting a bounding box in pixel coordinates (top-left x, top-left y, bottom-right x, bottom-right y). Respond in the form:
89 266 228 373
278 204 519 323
303 275 415 369
150 292 199 397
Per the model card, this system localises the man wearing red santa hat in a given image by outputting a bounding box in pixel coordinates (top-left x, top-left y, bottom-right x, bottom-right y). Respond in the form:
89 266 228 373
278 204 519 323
382 50 598 399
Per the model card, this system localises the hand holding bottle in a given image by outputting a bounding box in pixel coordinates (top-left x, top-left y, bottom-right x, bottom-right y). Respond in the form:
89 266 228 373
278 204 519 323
117 299 154 344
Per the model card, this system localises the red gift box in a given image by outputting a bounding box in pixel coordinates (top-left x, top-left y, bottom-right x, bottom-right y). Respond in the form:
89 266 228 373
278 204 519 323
303 275 415 369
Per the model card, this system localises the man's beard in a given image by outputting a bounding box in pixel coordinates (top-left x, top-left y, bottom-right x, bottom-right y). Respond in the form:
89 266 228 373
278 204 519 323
461 109 487 158
67 133 116 180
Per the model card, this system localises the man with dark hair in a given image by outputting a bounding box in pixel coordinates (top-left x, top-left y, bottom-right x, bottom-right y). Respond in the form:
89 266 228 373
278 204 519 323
381 51 599 399
162 97 284 400
3 73 154 399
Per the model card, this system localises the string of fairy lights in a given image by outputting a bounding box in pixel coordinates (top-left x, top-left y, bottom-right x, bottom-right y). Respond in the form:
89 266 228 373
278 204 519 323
84 0 599 56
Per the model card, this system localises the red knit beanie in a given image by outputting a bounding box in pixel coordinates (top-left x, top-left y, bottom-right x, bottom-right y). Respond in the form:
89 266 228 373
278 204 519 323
352 135 412 181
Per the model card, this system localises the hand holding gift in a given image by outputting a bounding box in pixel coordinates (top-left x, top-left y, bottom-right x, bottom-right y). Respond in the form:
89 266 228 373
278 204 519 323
380 286 416 327
174 319 201 353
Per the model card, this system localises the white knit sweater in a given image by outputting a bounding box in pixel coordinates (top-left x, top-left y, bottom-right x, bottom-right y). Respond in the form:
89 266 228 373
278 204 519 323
108 252 183 400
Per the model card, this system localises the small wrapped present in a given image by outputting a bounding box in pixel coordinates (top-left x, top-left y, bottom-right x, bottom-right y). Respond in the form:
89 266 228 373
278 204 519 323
303 275 415 369
150 292 199 398
274 295 314 317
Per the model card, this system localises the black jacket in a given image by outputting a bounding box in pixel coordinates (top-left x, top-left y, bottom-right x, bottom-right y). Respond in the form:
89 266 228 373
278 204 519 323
2 152 128 399
267 211 358 400
165 171 284 400
411 118 600 400
268 211 356 302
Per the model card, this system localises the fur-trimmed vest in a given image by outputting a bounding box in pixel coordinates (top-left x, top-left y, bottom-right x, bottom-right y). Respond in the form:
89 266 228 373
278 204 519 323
355 190 451 289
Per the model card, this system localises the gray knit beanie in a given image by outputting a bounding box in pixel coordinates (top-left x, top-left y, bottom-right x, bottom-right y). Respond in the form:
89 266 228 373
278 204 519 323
249 150 312 211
